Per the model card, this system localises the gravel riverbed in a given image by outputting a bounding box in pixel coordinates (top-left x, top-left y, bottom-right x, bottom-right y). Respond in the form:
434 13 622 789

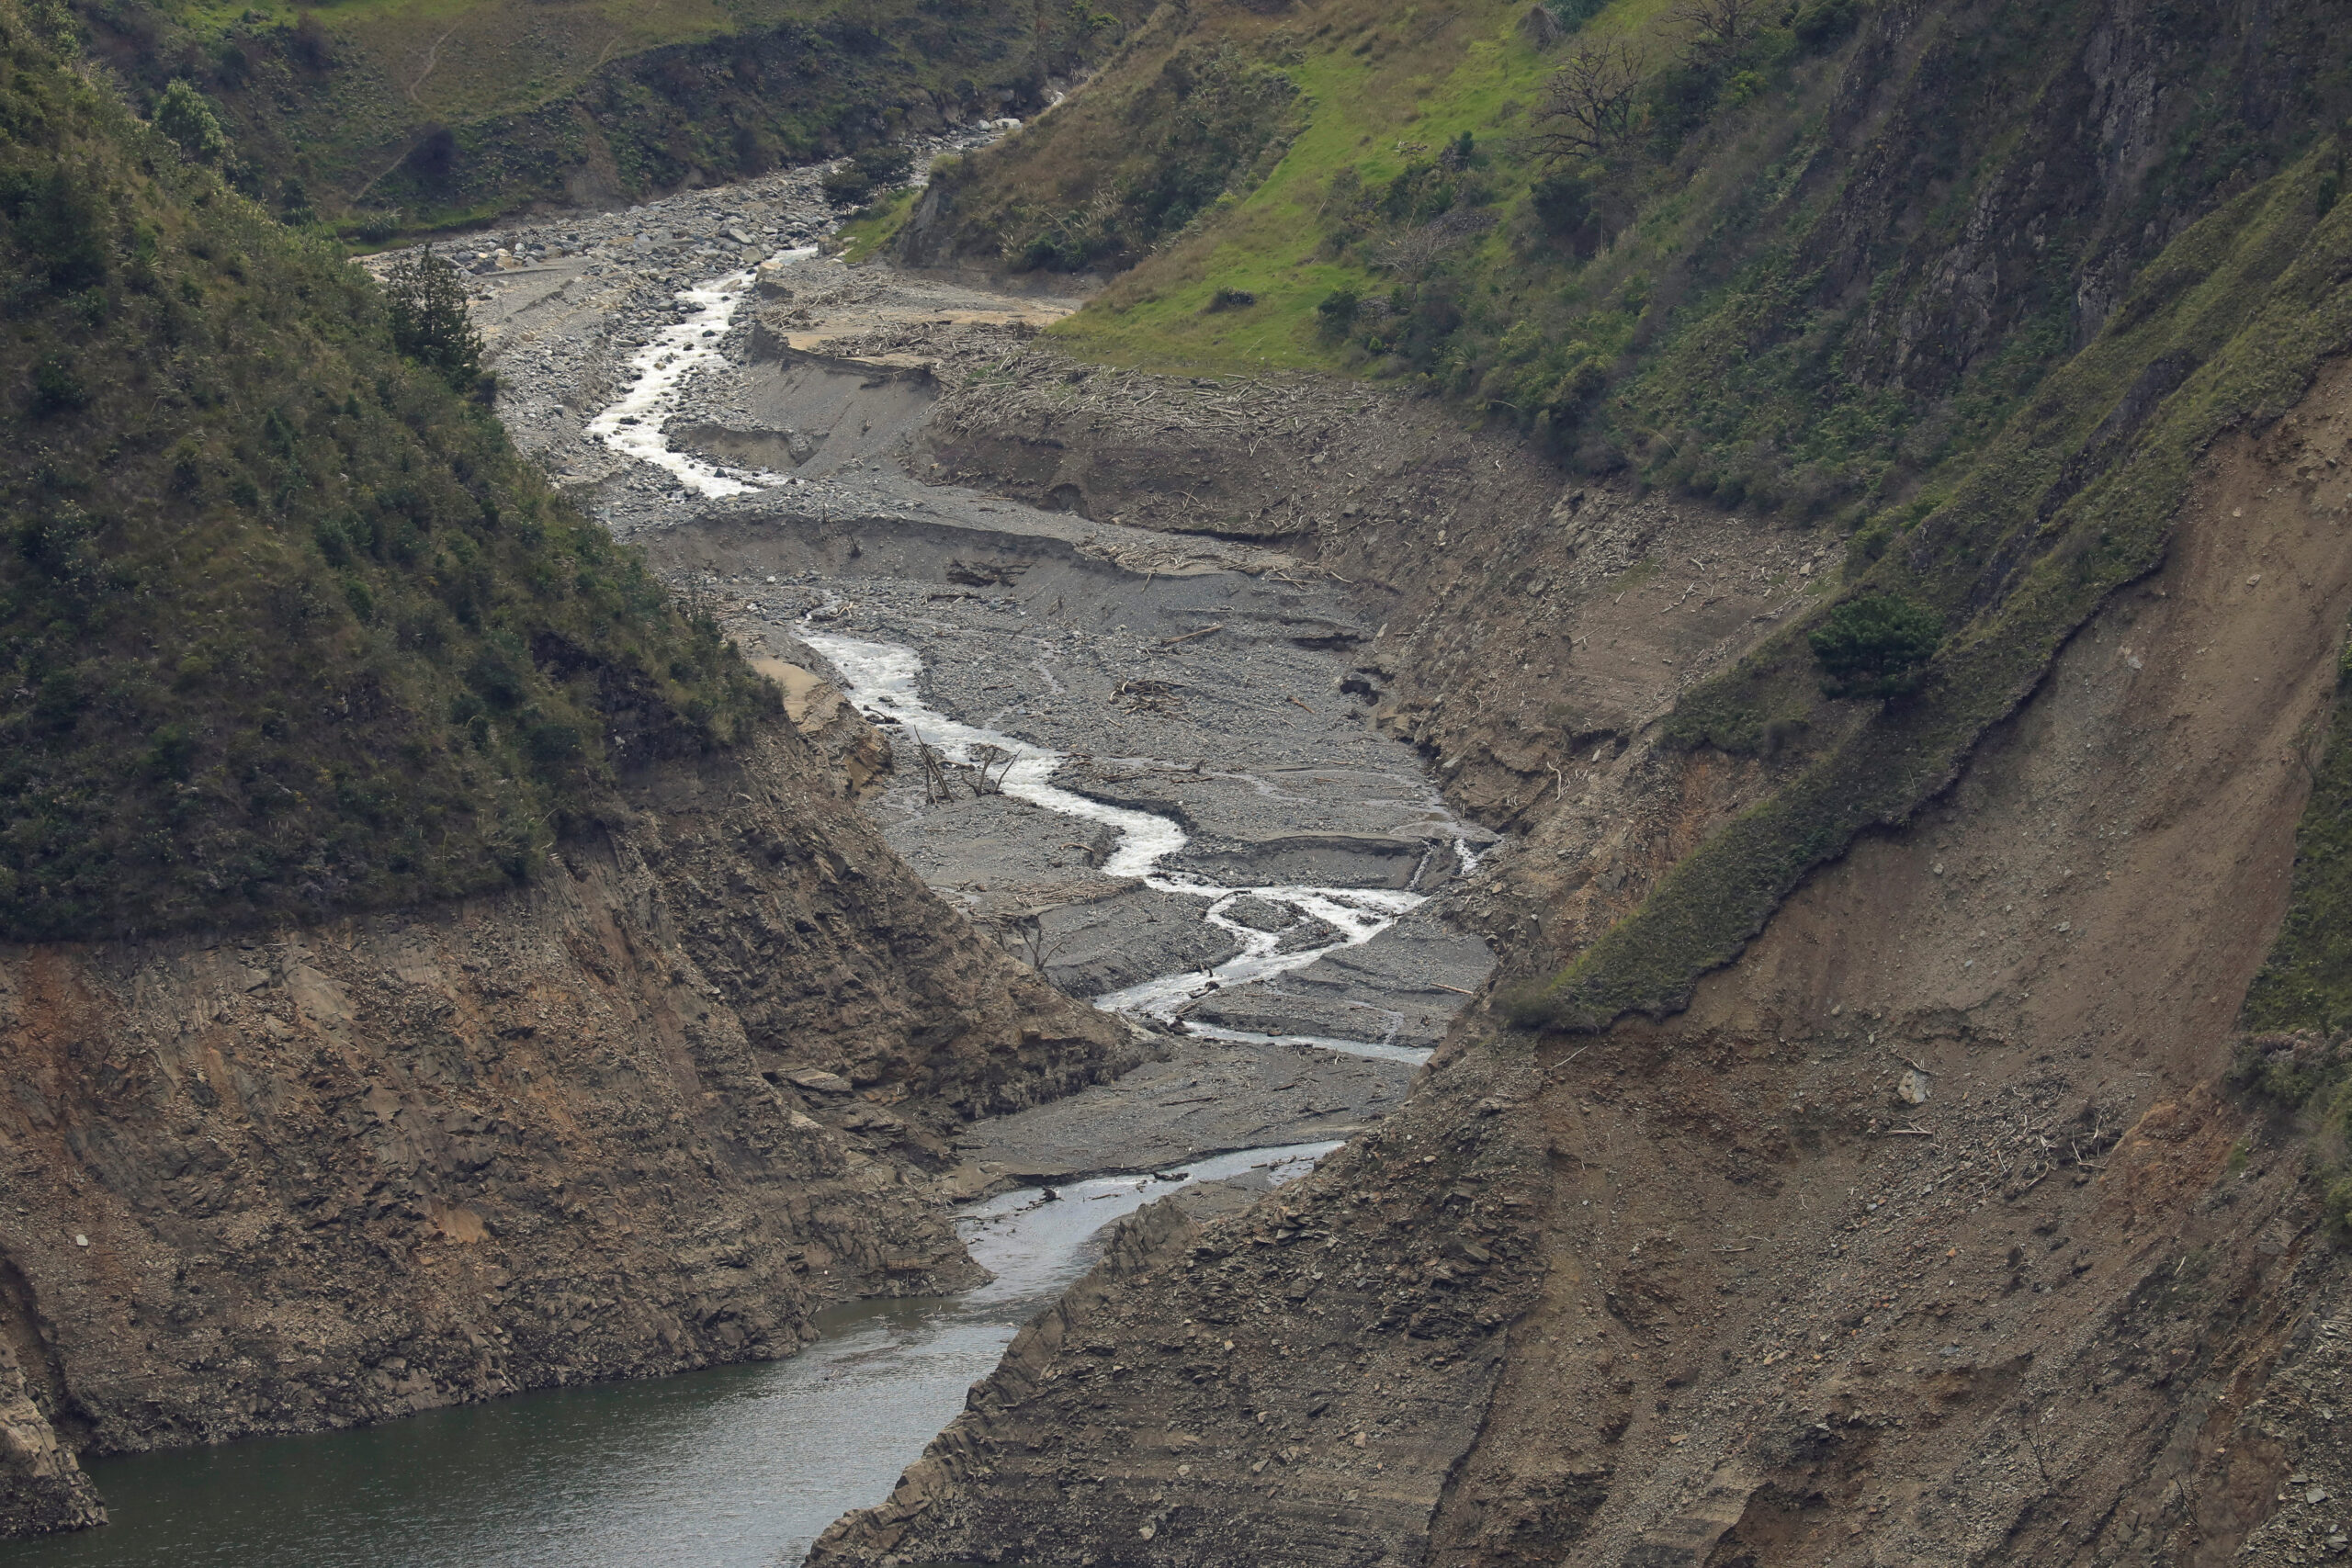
431 148 1499 1179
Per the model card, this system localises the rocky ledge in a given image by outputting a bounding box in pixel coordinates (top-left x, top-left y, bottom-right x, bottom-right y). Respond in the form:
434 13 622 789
0 715 1132 1536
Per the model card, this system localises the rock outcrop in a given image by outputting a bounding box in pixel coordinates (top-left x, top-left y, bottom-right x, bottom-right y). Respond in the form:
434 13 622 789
0 720 1130 1535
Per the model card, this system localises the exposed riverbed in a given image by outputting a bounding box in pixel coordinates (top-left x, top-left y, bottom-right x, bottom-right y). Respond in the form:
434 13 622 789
22 149 1498 1564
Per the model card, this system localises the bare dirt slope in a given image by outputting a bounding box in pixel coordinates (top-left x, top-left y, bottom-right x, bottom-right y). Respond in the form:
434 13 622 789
0 720 1131 1534
1427 357 2352 1568
812 360 2352 1566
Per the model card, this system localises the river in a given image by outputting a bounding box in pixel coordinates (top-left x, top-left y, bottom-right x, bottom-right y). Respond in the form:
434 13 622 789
3 163 1490 1566
0 1146 1334 1568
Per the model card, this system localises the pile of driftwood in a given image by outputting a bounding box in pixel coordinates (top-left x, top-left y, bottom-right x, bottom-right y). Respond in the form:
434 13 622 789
913 739 1018 804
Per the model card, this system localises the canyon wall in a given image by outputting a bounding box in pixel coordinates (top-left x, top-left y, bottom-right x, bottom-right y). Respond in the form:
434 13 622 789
816 333 2352 1568
0 716 1131 1532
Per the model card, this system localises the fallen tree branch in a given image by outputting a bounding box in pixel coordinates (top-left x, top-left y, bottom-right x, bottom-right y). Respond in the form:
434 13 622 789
1159 624 1227 649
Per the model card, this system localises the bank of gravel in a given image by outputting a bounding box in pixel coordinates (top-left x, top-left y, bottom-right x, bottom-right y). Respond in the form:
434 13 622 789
451 175 1501 1134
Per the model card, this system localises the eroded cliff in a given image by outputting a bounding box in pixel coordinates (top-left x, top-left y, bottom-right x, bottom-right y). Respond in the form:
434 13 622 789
815 333 2352 1568
0 715 1132 1532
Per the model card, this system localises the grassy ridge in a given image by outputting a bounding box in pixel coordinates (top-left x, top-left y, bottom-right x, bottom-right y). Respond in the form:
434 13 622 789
71 0 1151 235
2245 677 2352 1041
2235 676 2352 1224
920 0 2351 524
0 0 775 941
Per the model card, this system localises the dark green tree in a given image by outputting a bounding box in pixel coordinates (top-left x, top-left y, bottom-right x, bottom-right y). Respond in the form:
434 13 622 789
1315 287 1361 338
382 247 483 391
1808 592 1943 699
821 145 916 208
153 79 232 166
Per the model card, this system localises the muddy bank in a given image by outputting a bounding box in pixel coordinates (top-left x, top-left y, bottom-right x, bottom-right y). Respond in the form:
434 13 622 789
815 355 2352 1568
660 545 1493 1057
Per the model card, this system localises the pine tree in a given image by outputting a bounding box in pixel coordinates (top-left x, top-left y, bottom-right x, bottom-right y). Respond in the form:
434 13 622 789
382 248 484 392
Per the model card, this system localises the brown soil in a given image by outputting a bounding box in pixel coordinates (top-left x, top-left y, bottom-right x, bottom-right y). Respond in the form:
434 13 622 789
0 721 1131 1533
811 349 2352 1565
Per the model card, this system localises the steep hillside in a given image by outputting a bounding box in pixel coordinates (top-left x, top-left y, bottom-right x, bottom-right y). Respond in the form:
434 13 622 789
808 0 2352 1561
0 5 1132 1539
899 0 2352 528
0 0 787 940
69 0 1153 235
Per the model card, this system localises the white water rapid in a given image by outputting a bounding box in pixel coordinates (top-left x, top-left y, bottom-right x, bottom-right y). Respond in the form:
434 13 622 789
582 246 819 498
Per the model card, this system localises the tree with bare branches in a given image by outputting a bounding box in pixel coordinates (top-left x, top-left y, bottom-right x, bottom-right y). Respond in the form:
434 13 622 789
1673 0 1762 63
960 742 1020 795
1528 39 1645 164
1373 222 1462 275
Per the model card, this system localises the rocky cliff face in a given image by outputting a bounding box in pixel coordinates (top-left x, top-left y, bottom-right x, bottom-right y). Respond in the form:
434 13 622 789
812 345 2352 1568
0 716 1130 1534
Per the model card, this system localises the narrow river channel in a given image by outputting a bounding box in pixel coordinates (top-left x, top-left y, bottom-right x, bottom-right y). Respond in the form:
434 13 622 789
801 627 1456 1064
1 163 1493 1567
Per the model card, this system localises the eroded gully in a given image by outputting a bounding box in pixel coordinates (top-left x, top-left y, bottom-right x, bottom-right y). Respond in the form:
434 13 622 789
0 155 1497 1567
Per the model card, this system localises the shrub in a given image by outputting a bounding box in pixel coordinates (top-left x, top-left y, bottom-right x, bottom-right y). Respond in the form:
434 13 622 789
823 145 915 208
29 352 86 416
0 166 107 290
1792 0 1860 48
1205 286 1256 310
153 80 232 166
1316 287 1361 338
1808 593 1943 699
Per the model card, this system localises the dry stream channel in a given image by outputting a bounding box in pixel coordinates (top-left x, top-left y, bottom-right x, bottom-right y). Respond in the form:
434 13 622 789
0 152 1495 1567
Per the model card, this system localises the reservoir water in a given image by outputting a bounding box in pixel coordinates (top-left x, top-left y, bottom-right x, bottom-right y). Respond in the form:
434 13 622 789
0 1145 1332 1568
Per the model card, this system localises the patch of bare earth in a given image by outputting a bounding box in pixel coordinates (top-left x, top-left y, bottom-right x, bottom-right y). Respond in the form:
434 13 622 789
816 350 2352 1564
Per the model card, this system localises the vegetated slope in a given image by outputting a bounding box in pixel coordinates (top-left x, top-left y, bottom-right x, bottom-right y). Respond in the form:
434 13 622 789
0 1 780 940
0 2 1141 1540
899 0 2351 527
71 0 1153 235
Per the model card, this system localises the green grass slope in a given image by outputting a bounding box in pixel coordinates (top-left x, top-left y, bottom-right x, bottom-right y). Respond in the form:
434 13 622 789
0 0 774 941
916 0 2350 525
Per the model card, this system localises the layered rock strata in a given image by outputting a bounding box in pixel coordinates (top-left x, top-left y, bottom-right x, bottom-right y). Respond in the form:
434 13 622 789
0 721 1129 1533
